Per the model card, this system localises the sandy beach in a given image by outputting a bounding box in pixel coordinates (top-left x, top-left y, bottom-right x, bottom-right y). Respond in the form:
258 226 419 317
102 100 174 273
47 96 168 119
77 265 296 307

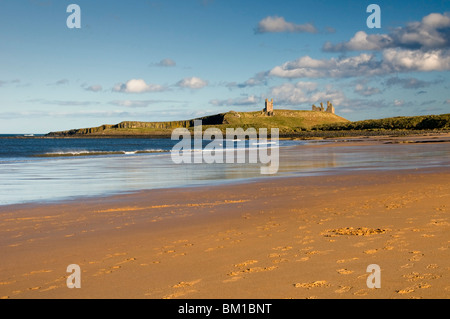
0 137 449 299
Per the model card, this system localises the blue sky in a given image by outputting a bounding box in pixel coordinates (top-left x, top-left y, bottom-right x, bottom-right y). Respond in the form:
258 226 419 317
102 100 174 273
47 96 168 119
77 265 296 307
0 0 449 133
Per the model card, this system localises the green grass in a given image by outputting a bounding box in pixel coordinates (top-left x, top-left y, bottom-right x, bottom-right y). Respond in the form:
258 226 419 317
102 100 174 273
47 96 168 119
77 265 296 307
313 113 450 131
220 110 348 131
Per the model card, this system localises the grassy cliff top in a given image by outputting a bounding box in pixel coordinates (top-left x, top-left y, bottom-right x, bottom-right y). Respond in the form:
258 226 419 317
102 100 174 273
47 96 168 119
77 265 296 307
46 110 349 137
221 110 348 130
45 110 450 138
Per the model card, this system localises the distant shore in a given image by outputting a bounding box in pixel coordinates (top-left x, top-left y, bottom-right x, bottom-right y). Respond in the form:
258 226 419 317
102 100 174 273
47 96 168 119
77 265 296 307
43 111 450 138
2 129 449 140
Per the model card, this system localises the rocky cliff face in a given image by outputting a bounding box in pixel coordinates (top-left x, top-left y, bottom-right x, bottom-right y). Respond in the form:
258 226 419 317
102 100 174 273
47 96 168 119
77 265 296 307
46 114 227 137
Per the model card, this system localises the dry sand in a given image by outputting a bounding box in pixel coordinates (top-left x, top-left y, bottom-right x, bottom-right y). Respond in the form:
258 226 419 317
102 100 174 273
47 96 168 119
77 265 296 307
0 137 449 299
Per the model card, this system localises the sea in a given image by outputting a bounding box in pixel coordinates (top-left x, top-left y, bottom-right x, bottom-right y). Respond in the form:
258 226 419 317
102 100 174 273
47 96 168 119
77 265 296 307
0 135 449 206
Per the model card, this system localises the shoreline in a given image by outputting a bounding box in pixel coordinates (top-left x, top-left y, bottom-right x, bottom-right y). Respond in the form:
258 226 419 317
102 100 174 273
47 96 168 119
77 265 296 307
1 133 449 208
2 129 450 139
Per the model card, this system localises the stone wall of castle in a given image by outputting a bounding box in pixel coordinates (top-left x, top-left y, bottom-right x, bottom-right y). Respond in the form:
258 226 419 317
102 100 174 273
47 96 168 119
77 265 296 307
264 98 274 116
312 101 335 114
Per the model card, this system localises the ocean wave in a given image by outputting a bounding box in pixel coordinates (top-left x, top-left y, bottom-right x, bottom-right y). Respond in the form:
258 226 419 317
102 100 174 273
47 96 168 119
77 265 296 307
33 149 168 157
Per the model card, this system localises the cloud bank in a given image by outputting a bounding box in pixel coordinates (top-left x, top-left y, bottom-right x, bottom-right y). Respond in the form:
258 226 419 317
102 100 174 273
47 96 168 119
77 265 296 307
323 13 450 52
176 77 208 89
113 79 167 93
255 16 317 34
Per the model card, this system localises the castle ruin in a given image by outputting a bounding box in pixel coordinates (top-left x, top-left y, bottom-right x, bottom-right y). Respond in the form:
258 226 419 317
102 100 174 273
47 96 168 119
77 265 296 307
312 101 335 114
264 98 274 116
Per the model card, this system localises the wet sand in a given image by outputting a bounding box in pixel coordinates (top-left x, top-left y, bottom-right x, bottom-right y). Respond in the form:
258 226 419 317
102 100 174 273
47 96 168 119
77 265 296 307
0 136 449 299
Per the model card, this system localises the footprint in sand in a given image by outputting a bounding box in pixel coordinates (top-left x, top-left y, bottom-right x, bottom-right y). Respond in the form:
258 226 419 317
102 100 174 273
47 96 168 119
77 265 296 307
324 227 388 237
408 251 424 261
94 255 138 276
23 269 54 276
335 286 352 294
234 260 258 267
428 219 449 227
337 268 354 275
227 266 277 277
397 283 432 294
268 253 289 264
172 279 202 288
272 246 293 252
163 279 202 299
117 257 137 265
163 289 197 299
272 258 289 264
336 257 359 264
402 272 441 282
294 281 329 289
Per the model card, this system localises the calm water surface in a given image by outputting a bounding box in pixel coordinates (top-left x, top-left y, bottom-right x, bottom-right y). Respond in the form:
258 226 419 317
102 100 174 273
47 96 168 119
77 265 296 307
0 136 449 205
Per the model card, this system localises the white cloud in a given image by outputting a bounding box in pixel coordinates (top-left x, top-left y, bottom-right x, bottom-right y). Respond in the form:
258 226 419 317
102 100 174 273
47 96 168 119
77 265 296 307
48 79 69 86
268 48 450 79
394 13 450 49
255 16 317 34
385 77 435 89
382 48 450 72
84 84 103 92
113 79 167 93
394 99 405 106
176 77 208 89
109 100 159 108
228 71 268 88
354 84 381 96
324 12 450 52
210 95 260 107
269 81 345 106
269 54 385 79
155 58 176 67
323 31 393 52
28 98 98 106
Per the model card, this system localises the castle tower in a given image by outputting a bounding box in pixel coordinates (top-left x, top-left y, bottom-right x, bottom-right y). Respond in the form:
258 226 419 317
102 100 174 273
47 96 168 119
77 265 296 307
326 101 335 114
312 101 335 114
264 98 274 116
